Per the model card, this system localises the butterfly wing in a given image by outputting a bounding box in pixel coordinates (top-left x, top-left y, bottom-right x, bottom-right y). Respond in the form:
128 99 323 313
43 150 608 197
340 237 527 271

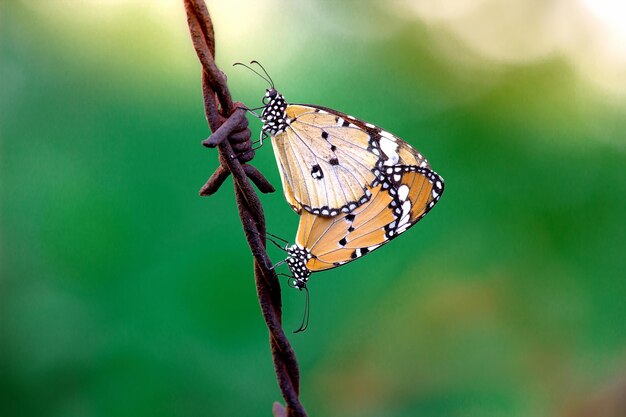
272 104 432 215
304 104 433 170
294 166 444 272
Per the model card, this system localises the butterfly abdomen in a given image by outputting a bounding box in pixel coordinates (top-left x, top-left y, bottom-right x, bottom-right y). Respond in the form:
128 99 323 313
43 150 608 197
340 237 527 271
286 244 312 289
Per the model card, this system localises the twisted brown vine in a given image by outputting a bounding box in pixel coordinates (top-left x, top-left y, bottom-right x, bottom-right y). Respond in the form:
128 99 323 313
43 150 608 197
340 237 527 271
183 1 307 416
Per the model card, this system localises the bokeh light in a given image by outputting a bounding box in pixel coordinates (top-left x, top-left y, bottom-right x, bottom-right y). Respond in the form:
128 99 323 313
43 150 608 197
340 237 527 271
396 0 626 97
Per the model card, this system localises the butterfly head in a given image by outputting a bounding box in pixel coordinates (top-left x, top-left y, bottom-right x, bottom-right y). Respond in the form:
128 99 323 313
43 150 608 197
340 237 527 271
286 244 311 290
261 88 289 135
263 88 278 103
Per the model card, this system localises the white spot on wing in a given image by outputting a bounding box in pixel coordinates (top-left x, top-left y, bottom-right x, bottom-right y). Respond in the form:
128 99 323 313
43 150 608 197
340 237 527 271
397 212 410 228
337 117 345 126
365 122 375 128
396 223 410 234
401 200 411 216
380 130 396 141
380 137 400 166
397 185 409 201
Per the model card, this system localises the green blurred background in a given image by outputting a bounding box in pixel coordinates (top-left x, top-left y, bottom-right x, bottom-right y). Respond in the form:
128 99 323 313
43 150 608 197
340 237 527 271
2 1 625 416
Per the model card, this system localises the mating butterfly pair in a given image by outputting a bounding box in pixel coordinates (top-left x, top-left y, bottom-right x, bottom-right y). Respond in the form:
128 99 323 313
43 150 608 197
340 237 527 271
241 62 444 292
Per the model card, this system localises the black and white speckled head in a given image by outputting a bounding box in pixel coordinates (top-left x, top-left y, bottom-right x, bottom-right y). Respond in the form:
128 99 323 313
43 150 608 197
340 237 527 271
261 88 289 135
286 244 311 290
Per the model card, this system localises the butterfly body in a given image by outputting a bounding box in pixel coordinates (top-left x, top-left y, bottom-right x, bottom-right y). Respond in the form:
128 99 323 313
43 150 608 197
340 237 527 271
285 244 312 289
261 88 289 136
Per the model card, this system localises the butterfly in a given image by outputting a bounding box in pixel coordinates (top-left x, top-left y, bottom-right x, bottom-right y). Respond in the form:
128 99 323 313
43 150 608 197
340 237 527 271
281 165 444 290
235 63 444 283
236 61 431 217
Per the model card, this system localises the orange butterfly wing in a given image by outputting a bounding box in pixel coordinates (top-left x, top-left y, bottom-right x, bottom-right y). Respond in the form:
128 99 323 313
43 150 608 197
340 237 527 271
294 166 444 273
271 103 434 215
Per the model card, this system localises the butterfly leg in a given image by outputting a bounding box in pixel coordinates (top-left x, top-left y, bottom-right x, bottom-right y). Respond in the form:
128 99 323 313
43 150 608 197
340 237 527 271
276 272 303 292
231 132 267 161
266 235 289 252
246 228 290 251
266 231 290 246
245 106 264 118
250 137 266 147
231 149 254 161
234 104 262 118
270 259 288 270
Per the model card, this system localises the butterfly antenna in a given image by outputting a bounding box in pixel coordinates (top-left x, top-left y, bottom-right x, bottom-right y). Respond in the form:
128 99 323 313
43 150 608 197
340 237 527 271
233 62 272 88
293 286 310 334
250 60 275 89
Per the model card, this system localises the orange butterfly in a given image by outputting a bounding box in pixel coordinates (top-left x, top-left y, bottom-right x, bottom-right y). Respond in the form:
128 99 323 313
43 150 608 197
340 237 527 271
284 166 444 290
238 61 431 216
